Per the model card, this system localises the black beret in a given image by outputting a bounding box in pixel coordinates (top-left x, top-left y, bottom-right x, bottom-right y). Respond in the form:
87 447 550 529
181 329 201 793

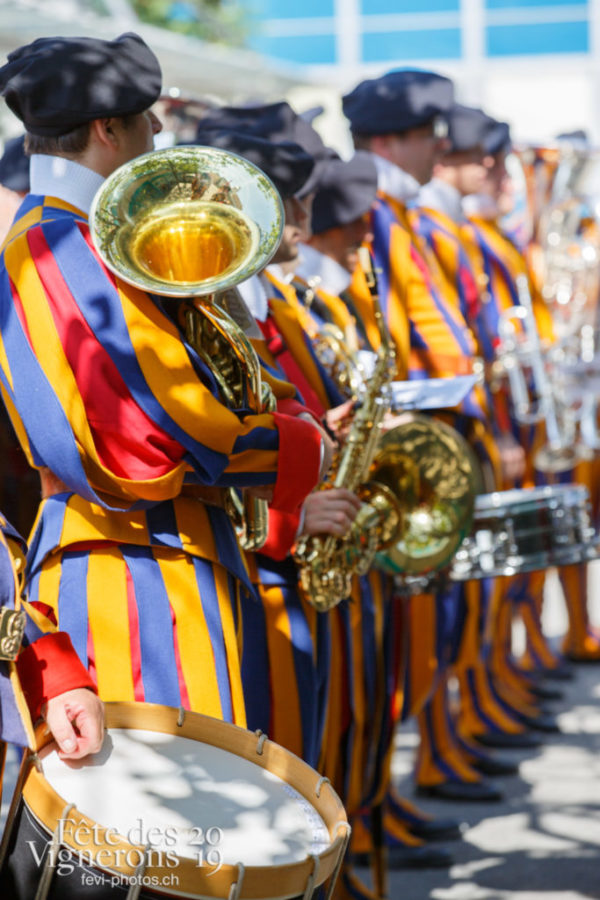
312 152 378 234
483 120 511 156
197 101 337 196
0 33 162 136
0 135 29 192
343 69 454 136
191 129 315 200
445 104 496 154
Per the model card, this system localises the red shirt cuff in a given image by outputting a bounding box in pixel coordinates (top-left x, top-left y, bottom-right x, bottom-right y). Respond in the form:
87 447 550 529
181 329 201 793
260 507 302 560
17 632 96 721
271 412 322 513
276 397 314 419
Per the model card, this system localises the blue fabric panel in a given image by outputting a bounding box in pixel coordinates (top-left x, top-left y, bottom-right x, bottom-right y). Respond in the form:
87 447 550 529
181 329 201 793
283 584 319 765
192 555 234 722
122 545 182 707
240 587 271 736
57 551 90 669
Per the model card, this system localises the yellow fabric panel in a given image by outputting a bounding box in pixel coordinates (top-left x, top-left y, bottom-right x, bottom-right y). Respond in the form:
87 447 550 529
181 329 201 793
44 494 224 566
116 284 248 454
213 562 246 727
406 593 438 718
86 551 135 701
32 552 63 622
260 583 303 757
157 552 224 719
268 298 331 411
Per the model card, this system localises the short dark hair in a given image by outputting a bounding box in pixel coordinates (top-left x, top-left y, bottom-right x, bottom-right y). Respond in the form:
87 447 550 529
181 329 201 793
351 133 374 151
24 122 92 156
24 114 139 157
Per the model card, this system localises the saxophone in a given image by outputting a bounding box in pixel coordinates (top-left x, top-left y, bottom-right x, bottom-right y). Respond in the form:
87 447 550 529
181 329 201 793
293 249 403 612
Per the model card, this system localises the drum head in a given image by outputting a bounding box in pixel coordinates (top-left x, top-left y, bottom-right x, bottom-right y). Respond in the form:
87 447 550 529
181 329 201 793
39 728 329 866
20 703 349 899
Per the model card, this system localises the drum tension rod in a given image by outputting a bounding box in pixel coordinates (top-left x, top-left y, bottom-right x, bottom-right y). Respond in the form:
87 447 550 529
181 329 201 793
254 730 268 755
324 823 352 900
302 854 320 900
177 707 186 727
126 843 152 900
34 802 76 900
228 861 245 900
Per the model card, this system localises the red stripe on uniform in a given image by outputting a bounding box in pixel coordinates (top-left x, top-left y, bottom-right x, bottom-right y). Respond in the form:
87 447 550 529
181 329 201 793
171 604 191 710
126 564 145 702
25 225 184 480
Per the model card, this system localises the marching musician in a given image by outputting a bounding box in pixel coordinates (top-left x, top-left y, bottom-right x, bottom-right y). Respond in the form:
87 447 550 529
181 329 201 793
0 122 104 770
0 32 329 758
340 69 515 807
187 120 361 773
413 104 554 766
295 151 464 875
462 121 600 670
209 107 466 887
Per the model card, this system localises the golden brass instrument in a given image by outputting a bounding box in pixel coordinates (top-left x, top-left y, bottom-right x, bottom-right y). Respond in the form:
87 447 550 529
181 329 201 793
89 145 284 550
293 250 403 611
372 415 480 576
302 258 480 592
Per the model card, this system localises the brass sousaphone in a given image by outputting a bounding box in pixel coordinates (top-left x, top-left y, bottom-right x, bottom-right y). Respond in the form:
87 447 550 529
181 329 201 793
90 145 285 549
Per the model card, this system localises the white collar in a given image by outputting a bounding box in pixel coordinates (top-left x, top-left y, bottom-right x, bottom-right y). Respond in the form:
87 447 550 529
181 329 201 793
462 192 498 220
29 155 105 216
295 243 351 297
237 273 270 322
418 177 465 222
371 153 420 203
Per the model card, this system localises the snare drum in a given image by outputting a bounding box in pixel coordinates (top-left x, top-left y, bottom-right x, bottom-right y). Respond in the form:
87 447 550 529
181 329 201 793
0 703 349 899
450 483 599 581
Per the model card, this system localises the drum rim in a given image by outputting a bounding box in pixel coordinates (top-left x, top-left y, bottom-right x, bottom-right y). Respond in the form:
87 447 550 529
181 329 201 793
474 483 589 513
21 702 350 899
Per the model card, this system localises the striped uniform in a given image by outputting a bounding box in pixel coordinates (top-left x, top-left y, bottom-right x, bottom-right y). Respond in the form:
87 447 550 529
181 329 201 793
238 272 344 768
0 195 322 724
463 214 600 664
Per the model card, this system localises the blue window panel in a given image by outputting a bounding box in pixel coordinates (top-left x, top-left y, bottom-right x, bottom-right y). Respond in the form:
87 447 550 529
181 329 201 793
361 0 458 11
248 33 337 65
486 0 584 7
486 20 588 54
362 28 461 61
251 0 334 16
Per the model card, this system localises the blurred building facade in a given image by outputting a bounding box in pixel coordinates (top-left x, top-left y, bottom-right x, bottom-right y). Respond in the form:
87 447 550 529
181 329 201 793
247 0 600 146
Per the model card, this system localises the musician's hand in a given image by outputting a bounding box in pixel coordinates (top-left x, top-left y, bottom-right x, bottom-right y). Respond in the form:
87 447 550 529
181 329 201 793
497 431 526 483
299 488 362 537
323 399 355 441
44 689 105 761
381 411 413 432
